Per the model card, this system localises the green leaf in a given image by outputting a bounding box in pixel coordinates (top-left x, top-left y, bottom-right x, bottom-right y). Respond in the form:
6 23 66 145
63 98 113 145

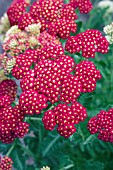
0 143 10 153
84 160 104 170
11 147 26 170
76 20 83 34
27 118 42 132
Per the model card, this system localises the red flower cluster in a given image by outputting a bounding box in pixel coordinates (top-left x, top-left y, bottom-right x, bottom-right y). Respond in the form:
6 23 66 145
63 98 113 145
7 0 29 26
0 79 29 143
4 0 110 140
65 29 109 58
0 79 17 102
75 60 102 92
19 89 48 115
70 0 93 13
0 105 29 143
7 0 78 38
38 44 64 60
12 49 39 79
61 74 82 103
48 18 77 39
20 56 76 104
0 95 11 108
18 13 34 30
0 156 13 170
37 31 60 47
88 108 113 142
43 102 87 138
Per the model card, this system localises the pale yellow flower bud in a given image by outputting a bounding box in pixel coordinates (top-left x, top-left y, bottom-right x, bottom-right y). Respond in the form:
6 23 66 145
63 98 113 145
5 25 21 37
0 70 7 82
9 39 18 48
28 36 40 48
0 13 10 34
98 0 113 15
6 58 16 74
104 23 113 35
104 22 113 44
40 166 50 170
25 23 41 35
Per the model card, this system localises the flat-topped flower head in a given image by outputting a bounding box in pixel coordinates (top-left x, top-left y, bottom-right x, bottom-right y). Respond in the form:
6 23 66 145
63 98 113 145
65 29 109 58
75 60 102 92
5 25 21 38
43 102 87 138
0 79 17 103
70 0 93 13
18 13 35 30
19 89 48 115
0 13 10 41
0 105 29 143
88 108 113 142
3 31 28 56
7 0 29 26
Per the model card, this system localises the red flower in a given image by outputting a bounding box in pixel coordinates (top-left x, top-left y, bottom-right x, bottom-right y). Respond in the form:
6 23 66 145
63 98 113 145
0 156 13 170
43 102 87 138
18 13 34 30
0 105 28 143
19 90 48 115
7 0 29 26
70 0 93 13
88 108 113 142
75 60 102 92
0 79 17 102
65 29 109 58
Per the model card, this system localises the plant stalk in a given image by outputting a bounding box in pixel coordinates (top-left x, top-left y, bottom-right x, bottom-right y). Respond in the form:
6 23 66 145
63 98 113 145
43 135 60 157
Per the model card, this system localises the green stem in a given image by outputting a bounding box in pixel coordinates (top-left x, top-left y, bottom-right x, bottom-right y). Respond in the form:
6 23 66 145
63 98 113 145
25 117 42 122
17 143 35 159
78 126 84 141
6 143 15 157
59 164 74 170
64 164 74 170
43 135 60 157
25 105 54 122
48 105 55 110
83 135 94 145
